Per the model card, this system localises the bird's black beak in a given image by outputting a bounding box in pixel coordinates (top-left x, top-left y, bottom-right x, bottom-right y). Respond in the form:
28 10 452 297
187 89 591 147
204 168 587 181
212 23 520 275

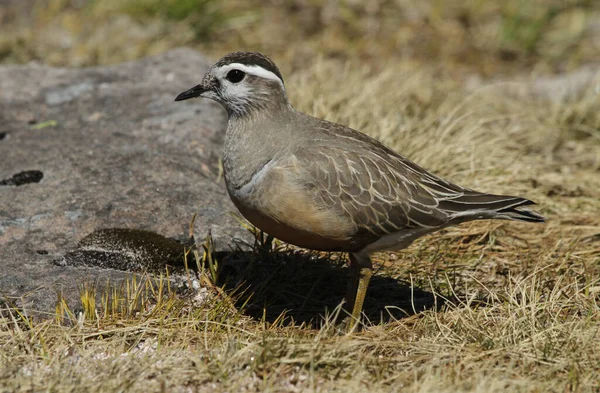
174 84 207 101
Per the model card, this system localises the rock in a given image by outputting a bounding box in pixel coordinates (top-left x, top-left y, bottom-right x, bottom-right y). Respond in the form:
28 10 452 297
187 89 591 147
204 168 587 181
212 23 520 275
0 49 250 318
465 66 600 103
529 66 600 103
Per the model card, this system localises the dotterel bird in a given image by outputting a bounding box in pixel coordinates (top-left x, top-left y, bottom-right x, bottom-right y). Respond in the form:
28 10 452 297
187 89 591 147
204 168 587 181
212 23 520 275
175 52 545 328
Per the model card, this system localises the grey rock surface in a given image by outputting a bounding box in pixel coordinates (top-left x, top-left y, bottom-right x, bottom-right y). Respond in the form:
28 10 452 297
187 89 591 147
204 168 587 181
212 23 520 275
0 49 248 317
465 65 600 103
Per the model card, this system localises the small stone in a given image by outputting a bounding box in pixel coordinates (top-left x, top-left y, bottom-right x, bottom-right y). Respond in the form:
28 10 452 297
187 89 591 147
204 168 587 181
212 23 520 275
192 279 201 290
86 112 104 122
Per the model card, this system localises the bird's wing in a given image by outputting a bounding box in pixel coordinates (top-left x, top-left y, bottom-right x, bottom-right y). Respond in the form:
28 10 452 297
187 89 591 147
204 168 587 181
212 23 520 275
289 144 450 240
288 119 539 242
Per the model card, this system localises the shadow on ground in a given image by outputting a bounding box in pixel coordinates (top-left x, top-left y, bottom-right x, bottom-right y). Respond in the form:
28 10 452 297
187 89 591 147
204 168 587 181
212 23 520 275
58 228 439 327
213 247 441 328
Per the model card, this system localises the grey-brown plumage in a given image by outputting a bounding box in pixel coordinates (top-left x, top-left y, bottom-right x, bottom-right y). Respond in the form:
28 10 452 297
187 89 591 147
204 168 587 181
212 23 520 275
175 51 545 330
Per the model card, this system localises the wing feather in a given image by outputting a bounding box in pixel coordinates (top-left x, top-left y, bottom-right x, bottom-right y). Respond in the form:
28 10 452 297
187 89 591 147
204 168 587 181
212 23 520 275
284 116 544 250
292 146 451 241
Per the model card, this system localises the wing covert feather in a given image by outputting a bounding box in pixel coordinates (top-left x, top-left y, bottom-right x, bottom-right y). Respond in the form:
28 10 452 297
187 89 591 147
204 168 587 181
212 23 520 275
291 146 451 240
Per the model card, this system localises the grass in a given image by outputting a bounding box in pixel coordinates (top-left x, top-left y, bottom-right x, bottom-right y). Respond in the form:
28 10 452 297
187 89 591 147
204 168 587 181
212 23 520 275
1 0 600 392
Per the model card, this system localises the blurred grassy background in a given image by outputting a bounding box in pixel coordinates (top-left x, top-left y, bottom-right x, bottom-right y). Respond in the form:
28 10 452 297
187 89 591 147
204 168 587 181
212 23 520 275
1 0 599 75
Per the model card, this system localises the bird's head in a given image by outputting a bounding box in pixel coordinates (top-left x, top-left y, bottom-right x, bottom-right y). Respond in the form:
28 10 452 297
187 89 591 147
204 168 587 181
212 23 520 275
175 51 288 118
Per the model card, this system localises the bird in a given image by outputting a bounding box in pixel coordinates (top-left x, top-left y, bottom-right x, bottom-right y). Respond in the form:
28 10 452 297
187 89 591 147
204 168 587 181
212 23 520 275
175 51 545 330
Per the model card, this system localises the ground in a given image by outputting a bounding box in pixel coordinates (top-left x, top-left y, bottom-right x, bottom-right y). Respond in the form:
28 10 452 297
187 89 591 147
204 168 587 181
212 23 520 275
1 1 599 392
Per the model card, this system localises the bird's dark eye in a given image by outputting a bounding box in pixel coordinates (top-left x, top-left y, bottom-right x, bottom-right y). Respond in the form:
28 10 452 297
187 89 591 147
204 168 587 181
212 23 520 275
226 70 245 83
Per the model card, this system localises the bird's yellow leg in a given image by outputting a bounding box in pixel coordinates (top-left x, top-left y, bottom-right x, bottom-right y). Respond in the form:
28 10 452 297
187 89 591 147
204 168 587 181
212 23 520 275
345 253 373 332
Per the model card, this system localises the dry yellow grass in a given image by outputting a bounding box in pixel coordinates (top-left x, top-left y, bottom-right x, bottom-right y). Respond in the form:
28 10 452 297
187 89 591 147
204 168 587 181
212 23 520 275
1 1 600 392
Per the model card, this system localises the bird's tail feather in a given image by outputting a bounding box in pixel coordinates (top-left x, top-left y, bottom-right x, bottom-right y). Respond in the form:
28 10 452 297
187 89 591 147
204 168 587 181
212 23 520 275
440 194 546 223
493 199 546 223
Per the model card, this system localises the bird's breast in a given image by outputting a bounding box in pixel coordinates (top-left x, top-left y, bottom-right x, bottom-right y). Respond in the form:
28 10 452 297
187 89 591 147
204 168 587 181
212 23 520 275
225 161 363 251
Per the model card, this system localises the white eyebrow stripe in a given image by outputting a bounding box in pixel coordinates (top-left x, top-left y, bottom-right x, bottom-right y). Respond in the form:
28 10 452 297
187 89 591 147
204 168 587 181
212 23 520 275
218 63 285 90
